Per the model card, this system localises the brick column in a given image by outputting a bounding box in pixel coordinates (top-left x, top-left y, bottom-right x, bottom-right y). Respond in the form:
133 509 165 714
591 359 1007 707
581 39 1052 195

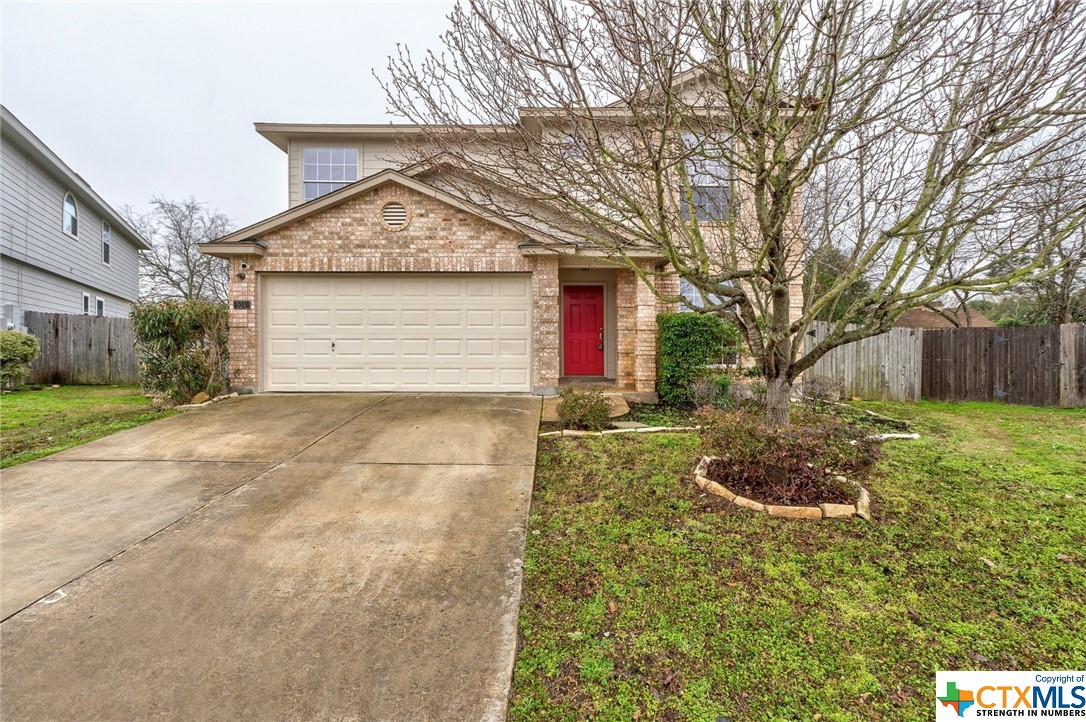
227 257 259 391
615 269 637 387
633 264 658 393
531 256 560 394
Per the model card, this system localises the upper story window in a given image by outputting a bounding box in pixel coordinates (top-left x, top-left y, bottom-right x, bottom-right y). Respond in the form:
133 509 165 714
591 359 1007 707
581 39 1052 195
63 192 79 236
303 147 358 202
680 133 731 222
101 221 111 264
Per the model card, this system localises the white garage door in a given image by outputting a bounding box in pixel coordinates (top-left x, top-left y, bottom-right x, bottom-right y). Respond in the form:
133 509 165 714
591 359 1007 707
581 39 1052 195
262 274 532 392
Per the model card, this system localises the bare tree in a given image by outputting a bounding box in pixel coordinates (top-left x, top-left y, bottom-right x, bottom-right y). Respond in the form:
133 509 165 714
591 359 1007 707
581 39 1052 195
381 0 1086 426
124 197 233 303
998 138 1086 324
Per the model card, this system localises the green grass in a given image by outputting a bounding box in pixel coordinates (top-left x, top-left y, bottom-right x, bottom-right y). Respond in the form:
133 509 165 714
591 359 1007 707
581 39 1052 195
511 401 1086 721
0 385 175 468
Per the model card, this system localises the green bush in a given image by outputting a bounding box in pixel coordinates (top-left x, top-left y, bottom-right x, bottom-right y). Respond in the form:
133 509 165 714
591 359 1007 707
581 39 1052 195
689 372 732 408
557 388 611 431
131 300 228 403
0 330 40 389
656 312 742 406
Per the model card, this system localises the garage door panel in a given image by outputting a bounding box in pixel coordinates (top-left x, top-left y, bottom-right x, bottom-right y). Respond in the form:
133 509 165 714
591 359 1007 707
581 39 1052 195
467 339 495 357
367 338 397 357
302 339 333 358
269 309 300 328
401 339 430 357
401 309 430 327
433 368 463 386
500 339 529 358
336 339 365 358
500 309 529 327
432 279 464 298
263 274 531 392
268 338 300 357
334 309 365 328
335 368 364 385
466 310 495 327
466 280 496 297
433 309 463 327
303 309 332 328
368 309 397 327
433 339 463 357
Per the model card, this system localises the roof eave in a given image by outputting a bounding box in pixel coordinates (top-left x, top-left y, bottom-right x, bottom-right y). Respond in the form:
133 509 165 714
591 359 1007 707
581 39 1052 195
196 240 268 259
1 106 152 251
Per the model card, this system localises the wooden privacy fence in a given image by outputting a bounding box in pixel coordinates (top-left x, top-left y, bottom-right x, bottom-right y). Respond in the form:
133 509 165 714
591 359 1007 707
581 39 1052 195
24 312 139 386
803 322 1086 407
922 324 1085 407
804 323 923 402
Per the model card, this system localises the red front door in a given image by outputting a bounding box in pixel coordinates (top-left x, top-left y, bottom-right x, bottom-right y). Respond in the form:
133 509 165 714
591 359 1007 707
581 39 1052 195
563 285 605 376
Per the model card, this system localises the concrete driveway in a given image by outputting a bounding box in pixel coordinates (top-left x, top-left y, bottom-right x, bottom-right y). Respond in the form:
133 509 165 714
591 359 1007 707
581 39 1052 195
0 393 540 721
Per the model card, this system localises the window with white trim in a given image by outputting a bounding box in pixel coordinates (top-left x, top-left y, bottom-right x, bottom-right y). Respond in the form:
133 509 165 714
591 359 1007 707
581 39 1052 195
102 221 111 264
95 298 104 317
302 147 358 202
63 192 79 236
680 133 731 222
82 293 91 315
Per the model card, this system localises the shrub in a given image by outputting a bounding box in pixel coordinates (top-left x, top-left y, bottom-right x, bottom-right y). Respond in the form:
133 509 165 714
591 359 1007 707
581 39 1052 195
557 388 611 431
131 300 228 403
689 372 732 408
656 312 742 406
0 330 40 389
695 407 881 503
801 374 845 404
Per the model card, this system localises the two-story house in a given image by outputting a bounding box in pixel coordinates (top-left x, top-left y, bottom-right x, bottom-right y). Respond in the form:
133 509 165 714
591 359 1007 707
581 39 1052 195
1 106 149 330
199 102 803 397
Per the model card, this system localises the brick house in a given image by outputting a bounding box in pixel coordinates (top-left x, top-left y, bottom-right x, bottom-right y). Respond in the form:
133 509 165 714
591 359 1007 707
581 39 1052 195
199 115 799 398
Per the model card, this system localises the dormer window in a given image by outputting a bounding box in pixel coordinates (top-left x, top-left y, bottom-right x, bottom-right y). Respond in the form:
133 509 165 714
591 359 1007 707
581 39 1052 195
680 133 731 222
63 192 78 236
303 148 358 202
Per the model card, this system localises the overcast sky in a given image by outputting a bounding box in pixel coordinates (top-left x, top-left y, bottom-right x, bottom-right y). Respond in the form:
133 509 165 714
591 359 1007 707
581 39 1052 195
1 1 454 227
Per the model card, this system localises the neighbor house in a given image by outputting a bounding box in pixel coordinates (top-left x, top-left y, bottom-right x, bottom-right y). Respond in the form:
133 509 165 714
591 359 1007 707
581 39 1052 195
1 106 149 330
893 305 996 330
200 99 803 397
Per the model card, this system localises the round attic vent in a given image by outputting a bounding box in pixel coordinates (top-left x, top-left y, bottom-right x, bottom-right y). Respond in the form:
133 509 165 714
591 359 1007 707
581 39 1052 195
380 201 409 230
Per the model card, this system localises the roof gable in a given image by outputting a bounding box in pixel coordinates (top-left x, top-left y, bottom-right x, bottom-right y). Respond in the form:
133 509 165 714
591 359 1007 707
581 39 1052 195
203 169 539 251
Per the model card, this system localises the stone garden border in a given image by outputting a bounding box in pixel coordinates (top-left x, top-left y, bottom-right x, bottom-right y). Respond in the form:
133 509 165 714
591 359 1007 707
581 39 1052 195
693 455 872 521
539 426 698 438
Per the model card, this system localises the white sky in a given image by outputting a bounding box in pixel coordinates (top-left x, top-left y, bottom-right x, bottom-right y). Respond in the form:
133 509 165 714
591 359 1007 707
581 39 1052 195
1 0 454 227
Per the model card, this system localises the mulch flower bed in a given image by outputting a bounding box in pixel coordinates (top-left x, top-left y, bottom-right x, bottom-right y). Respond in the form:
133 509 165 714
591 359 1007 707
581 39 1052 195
704 456 858 506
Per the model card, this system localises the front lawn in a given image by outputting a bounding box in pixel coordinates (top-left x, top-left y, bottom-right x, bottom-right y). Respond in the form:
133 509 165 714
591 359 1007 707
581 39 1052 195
0 385 174 468
511 402 1086 721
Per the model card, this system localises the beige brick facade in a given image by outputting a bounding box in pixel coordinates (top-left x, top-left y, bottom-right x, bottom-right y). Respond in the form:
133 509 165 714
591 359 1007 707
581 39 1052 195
224 180 664 394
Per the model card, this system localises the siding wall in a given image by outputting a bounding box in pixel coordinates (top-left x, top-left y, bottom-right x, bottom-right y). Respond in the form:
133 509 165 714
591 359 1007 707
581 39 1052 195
0 139 140 319
2 259 131 319
286 139 408 208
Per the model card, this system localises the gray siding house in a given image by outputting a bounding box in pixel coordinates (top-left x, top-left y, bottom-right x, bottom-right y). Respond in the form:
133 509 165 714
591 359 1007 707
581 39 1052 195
1 105 148 330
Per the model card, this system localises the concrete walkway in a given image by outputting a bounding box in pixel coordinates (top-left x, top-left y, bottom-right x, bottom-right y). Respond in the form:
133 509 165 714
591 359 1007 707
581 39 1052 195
0 393 541 721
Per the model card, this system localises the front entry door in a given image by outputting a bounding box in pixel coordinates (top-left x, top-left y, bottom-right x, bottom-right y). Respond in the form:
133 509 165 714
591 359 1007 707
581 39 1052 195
563 285 605 376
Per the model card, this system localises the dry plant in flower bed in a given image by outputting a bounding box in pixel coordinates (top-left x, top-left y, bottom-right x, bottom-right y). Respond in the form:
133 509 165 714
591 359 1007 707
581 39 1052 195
695 407 881 506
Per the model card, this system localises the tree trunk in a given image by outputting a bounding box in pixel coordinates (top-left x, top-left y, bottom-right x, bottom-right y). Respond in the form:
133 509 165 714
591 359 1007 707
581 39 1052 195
765 374 793 429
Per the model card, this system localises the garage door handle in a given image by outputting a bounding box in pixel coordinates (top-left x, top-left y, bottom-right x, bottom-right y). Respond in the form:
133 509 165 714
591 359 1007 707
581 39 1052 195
331 340 336 351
